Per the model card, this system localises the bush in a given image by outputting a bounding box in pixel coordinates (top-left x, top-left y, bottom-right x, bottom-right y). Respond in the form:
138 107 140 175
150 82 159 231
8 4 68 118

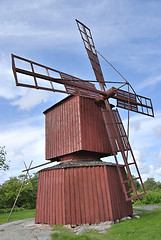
133 190 161 206
0 207 25 213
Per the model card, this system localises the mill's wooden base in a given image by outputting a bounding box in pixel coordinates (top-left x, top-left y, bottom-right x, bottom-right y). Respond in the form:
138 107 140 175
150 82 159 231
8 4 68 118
35 161 133 225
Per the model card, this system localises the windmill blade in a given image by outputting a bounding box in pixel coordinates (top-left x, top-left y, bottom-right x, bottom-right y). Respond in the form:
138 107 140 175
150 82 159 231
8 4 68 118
76 19 106 90
113 88 154 117
12 54 103 100
60 72 100 99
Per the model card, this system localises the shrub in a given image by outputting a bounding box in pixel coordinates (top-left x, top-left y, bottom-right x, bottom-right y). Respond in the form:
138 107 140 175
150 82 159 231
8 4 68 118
133 190 161 206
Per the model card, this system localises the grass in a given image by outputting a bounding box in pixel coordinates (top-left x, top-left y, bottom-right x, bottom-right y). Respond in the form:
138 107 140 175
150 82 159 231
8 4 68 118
51 208 161 240
0 209 35 224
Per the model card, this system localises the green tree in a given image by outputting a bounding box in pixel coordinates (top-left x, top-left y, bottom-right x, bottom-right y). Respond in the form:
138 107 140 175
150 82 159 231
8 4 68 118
127 174 141 191
144 178 156 191
153 181 161 191
0 173 38 209
0 146 9 171
0 177 21 208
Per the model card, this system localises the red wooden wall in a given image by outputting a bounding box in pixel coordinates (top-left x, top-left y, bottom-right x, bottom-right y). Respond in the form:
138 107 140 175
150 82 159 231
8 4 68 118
44 96 112 161
35 163 133 225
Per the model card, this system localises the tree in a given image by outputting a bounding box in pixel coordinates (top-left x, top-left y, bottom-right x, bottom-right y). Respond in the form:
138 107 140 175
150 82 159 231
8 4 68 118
0 173 38 209
144 178 156 191
153 181 161 191
127 174 141 191
0 146 9 171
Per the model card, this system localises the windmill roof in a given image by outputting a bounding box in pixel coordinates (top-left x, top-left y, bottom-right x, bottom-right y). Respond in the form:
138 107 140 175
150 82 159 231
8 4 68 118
39 160 121 172
43 95 72 114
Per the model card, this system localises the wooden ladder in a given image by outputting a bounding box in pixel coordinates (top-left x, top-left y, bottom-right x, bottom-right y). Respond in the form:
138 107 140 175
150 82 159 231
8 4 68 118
101 101 146 201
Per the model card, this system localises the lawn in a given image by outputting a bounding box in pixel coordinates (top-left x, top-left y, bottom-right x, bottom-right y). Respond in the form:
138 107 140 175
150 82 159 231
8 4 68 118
51 208 161 240
0 209 35 224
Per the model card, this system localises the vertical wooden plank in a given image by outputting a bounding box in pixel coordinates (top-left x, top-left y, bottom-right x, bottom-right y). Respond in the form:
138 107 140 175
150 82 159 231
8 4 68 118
77 167 86 224
103 166 113 221
73 167 81 225
35 172 41 223
70 168 76 224
82 167 90 223
115 167 126 219
46 171 50 224
91 167 100 223
98 166 109 222
55 169 59 224
57 169 61 224
61 169 65 225
42 171 45 223
64 168 71 224
95 167 105 222
86 167 95 223
52 169 56 224
49 170 52 224
113 167 122 219
108 166 117 220
41 171 44 223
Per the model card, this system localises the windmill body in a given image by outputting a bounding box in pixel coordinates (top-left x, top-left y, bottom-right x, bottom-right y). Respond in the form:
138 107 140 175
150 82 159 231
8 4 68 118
11 20 154 225
36 95 133 224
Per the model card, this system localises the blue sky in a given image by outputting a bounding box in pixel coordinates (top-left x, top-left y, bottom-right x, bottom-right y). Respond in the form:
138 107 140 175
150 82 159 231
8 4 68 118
0 0 161 183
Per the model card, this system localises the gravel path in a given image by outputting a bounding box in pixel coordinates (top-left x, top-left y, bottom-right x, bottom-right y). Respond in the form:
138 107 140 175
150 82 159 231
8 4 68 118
0 218 52 240
133 205 161 211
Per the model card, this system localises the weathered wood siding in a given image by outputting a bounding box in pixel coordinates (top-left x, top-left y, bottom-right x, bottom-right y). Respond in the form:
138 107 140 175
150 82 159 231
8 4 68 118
35 165 133 225
44 96 112 160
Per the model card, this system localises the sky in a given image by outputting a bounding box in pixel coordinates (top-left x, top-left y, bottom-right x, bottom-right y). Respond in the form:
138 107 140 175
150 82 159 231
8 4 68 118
0 0 161 184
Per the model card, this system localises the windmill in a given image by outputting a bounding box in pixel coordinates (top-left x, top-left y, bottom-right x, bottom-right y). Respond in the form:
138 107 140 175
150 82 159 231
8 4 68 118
11 20 154 225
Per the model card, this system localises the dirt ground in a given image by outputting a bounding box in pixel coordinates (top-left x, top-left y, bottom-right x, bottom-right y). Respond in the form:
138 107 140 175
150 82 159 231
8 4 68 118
0 218 52 240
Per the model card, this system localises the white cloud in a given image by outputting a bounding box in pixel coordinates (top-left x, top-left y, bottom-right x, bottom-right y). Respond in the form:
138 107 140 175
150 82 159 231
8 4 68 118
0 115 53 183
138 75 161 90
11 89 51 110
0 54 64 110
153 125 161 138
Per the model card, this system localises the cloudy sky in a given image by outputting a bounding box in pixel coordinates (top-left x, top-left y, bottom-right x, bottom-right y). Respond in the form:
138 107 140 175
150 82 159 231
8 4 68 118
0 0 161 183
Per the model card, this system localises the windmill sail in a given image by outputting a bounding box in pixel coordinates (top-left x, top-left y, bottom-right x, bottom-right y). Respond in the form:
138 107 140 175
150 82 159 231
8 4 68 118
114 88 154 117
12 54 101 99
76 19 106 89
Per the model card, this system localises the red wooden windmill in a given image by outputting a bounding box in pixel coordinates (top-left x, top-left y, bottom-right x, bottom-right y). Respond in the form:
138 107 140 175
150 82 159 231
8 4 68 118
11 20 154 225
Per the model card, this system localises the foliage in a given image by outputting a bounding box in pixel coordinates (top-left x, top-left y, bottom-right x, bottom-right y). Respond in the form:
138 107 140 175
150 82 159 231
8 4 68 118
133 178 161 206
0 146 9 171
144 178 156 191
0 173 38 210
127 174 141 191
133 190 161 206
0 209 35 224
153 181 161 191
51 209 161 240
0 207 25 214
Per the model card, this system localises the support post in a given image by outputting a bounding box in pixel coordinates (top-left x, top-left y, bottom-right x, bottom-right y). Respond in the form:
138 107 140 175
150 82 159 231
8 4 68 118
7 160 33 221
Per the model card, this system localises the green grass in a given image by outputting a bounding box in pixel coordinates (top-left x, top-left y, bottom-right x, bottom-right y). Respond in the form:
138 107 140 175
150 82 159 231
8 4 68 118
51 209 161 240
0 209 35 224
